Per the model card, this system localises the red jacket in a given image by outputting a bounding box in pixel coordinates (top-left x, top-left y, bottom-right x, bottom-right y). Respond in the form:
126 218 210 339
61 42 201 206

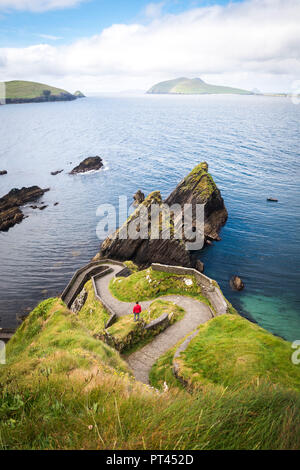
133 304 142 314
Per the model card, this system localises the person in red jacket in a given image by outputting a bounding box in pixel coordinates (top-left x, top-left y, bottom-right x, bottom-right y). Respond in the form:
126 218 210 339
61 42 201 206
133 301 142 322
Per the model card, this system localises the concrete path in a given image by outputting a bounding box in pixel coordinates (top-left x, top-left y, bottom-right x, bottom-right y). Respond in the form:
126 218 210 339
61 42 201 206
94 263 214 384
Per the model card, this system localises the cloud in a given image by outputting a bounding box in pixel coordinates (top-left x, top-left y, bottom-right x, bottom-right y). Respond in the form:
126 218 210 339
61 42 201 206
37 34 63 40
144 2 165 19
0 0 87 12
1 0 300 92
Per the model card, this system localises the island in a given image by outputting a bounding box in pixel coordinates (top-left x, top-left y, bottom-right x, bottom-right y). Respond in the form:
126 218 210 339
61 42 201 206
2 80 85 105
147 77 253 95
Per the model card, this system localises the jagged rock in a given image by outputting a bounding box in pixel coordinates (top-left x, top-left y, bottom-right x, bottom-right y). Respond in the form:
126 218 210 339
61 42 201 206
51 170 63 176
54 202 59 206
165 162 228 242
133 190 145 206
0 186 50 232
230 276 245 291
99 162 228 268
70 157 103 174
70 288 88 314
195 260 204 273
39 205 48 210
0 170 7 175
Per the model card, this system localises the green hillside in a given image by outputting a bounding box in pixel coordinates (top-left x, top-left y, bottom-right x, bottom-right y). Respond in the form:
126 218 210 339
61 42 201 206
3 80 77 104
1 268 300 449
147 77 252 95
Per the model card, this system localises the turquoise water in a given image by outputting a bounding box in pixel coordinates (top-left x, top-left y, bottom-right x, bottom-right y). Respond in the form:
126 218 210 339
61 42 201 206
0 94 299 341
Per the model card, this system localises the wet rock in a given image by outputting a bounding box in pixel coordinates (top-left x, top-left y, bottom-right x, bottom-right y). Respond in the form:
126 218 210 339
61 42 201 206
39 205 48 210
195 260 204 273
70 156 103 174
0 186 49 231
0 170 7 175
51 170 64 176
230 275 245 291
54 202 59 206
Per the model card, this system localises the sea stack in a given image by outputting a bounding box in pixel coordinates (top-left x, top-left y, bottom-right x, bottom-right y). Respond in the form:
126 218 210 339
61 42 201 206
99 162 228 268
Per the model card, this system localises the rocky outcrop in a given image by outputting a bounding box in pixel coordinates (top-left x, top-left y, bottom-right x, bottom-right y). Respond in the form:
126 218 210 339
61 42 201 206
70 288 88 314
165 162 228 241
51 170 63 176
230 276 244 291
133 190 145 206
0 170 7 175
99 163 228 268
0 186 49 231
70 157 103 175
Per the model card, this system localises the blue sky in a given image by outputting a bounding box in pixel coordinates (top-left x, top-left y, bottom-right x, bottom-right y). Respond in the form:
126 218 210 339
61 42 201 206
0 0 299 93
0 0 242 47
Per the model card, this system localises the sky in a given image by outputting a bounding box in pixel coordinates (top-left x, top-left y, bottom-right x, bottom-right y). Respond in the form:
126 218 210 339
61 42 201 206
0 0 299 93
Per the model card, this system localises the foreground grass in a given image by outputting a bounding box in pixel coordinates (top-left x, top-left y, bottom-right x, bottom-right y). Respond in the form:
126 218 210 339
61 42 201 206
110 267 211 306
1 296 300 449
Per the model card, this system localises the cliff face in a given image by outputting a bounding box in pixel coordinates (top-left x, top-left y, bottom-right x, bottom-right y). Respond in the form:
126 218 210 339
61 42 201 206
99 163 227 268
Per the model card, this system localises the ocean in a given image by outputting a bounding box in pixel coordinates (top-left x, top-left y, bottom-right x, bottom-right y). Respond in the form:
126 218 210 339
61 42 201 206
0 93 299 341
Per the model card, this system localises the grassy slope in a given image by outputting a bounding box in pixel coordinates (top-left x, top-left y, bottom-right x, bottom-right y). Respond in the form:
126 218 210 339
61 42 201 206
177 315 300 391
1 293 300 448
109 267 211 307
4 80 72 99
148 77 252 95
151 315 300 392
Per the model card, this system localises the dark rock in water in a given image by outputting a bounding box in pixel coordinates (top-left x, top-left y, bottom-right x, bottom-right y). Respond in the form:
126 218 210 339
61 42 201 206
133 190 145 206
230 275 245 291
0 186 49 231
70 156 103 174
195 260 204 273
51 170 64 176
54 202 59 206
30 205 38 209
99 162 228 268
39 205 48 211
267 197 278 202
0 170 7 175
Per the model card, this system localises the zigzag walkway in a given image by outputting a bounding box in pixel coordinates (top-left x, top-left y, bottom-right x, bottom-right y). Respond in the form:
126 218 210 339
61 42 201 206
61 259 226 384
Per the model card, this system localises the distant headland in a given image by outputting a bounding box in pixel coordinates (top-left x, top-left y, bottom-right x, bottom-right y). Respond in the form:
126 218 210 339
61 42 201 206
1 80 86 105
147 77 253 95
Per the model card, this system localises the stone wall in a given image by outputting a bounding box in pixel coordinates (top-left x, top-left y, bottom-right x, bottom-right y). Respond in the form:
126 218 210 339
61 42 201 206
151 263 228 315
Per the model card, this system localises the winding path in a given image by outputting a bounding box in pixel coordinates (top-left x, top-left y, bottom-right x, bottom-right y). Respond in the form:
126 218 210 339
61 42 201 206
93 263 214 384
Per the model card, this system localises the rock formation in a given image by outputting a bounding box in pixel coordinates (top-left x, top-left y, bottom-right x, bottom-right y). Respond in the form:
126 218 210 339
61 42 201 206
99 162 228 268
133 190 145 206
0 186 49 231
51 170 64 176
230 276 245 291
70 157 103 174
0 170 7 175
165 162 228 242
